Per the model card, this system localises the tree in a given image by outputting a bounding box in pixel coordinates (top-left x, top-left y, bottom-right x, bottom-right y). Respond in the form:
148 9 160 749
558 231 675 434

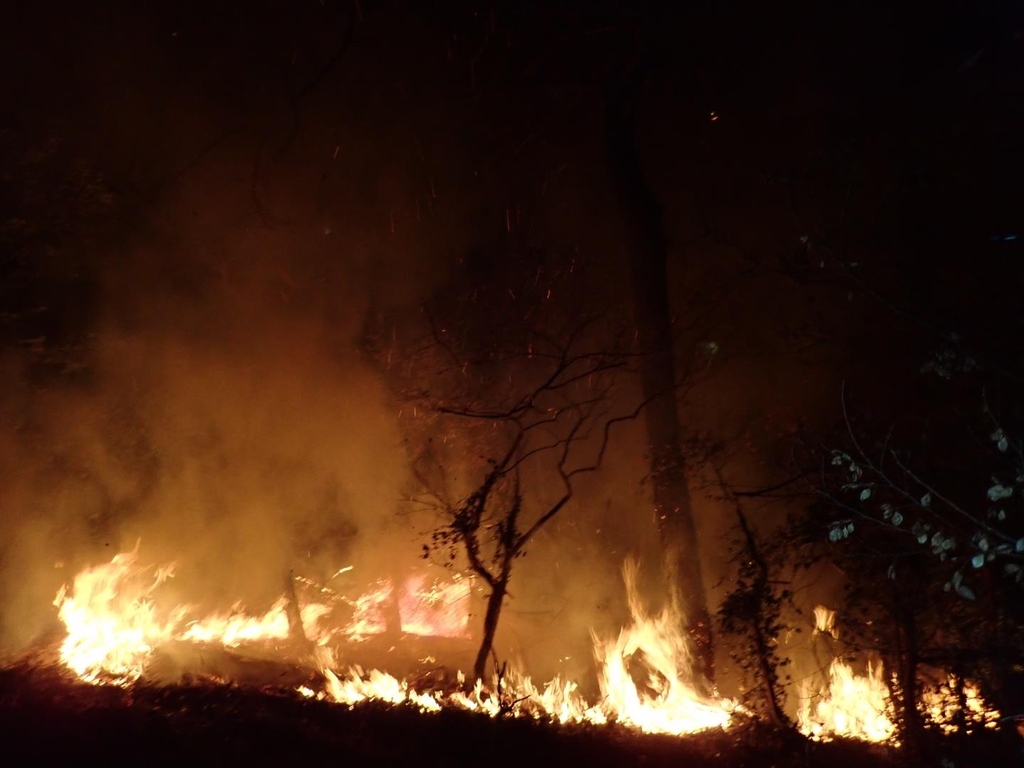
805 380 1024 751
606 76 714 683
362 242 648 682
413 318 644 682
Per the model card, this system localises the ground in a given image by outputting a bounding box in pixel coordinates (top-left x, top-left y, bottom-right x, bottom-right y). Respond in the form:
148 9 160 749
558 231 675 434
0 656 1016 767
2 651 1015 765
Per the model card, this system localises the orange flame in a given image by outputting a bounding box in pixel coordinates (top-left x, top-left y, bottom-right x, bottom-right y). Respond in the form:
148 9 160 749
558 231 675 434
54 548 734 736
799 658 896 743
799 606 999 742
53 548 185 685
181 598 291 647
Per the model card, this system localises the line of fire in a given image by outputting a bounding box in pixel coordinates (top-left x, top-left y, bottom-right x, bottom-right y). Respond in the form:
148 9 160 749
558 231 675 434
2 2 1022 766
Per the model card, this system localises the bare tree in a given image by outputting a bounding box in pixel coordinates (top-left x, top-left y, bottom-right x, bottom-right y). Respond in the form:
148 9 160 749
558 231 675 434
408 318 648 682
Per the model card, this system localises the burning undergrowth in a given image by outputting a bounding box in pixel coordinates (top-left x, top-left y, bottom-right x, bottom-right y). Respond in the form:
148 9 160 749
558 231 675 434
47 546 738 736
0 660 903 768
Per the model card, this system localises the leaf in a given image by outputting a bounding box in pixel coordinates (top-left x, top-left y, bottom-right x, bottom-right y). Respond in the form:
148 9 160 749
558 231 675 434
921 493 932 508
971 554 985 568
987 484 1013 501
859 488 871 501
891 511 903 526
956 584 976 600
998 436 1009 452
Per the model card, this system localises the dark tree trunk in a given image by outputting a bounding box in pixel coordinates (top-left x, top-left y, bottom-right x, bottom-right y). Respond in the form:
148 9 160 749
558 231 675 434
891 584 924 762
606 83 713 683
473 578 508 682
283 570 312 651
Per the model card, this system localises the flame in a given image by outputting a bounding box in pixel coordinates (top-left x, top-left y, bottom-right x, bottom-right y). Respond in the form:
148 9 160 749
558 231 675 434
799 606 1000 742
397 573 471 638
799 658 896 743
53 548 733 736
341 578 392 640
53 549 1002 745
813 605 837 638
181 598 291 647
592 561 732 733
921 676 1001 734
316 560 733 734
53 548 186 685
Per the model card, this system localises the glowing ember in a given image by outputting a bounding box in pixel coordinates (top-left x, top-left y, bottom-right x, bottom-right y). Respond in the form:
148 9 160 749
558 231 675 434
921 676 1001 734
397 573 471 638
799 658 895 743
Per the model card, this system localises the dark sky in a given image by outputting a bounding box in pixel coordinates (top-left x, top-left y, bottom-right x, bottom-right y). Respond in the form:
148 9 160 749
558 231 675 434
1 0 1022 678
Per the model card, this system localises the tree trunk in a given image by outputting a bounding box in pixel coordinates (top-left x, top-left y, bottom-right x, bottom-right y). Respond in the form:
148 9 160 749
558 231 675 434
892 585 923 762
283 570 312 652
473 578 508 682
606 83 713 683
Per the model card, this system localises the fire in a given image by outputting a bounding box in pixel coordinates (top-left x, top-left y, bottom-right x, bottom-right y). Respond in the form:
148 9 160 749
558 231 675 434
316 560 733 734
921 676 1001 734
813 605 837 638
397 573 471 639
53 547 186 686
180 598 291 647
591 560 732 733
49 550 1006 747
340 578 392 640
52 547 734 738
799 658 895 743
799 606 1000 743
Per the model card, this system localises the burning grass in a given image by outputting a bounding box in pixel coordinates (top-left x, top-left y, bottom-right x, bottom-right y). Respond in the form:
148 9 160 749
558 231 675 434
0 658 899 768
7 549 1014 766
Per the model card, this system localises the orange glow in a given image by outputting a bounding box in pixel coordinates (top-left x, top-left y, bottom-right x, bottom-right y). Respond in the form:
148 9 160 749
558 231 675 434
921 676 1000 734
341 578 392 640
397 573 471 639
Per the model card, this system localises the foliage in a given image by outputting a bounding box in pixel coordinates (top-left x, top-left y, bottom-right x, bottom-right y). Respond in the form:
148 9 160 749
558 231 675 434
714 480 795 727
807 376 1024 739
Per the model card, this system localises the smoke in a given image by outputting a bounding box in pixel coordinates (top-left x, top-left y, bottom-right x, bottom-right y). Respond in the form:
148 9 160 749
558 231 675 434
0 4 842 698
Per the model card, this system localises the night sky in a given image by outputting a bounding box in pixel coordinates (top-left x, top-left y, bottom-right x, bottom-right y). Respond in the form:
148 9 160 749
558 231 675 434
2 0 1023 707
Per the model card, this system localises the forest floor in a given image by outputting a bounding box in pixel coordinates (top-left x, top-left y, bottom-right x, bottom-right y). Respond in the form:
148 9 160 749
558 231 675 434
0 657 1017 768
